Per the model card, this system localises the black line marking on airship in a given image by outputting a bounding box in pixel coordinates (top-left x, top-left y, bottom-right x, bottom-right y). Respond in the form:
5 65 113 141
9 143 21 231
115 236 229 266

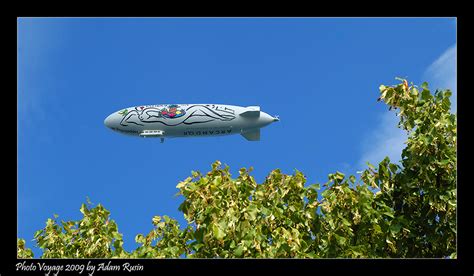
214 106 235 115
140 120 181 126
139 112 216 126
120 110 145 126
224 107 235 114
198 109 229 121
121 104 236 127
186 105 236 121
123 121 145 126
183 119 215 125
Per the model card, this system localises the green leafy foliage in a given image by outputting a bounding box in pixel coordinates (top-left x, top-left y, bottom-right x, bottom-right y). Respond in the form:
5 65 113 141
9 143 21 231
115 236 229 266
379 79 456 257
18 79 456 258
28 200 128 258
17 238 34 259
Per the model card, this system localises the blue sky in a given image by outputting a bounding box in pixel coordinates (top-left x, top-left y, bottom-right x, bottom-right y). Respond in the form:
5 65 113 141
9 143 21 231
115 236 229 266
17 17 456 257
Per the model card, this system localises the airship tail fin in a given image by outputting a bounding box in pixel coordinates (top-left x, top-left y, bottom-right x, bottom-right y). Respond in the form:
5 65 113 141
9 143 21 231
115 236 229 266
240 106 261 117
241 129 260 141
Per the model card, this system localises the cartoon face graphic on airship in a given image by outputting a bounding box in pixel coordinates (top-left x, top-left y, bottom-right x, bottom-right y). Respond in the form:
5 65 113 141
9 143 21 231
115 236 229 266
104 104 279 142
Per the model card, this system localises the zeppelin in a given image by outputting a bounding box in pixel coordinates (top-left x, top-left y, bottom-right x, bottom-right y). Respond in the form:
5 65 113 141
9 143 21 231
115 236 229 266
104 104 279 142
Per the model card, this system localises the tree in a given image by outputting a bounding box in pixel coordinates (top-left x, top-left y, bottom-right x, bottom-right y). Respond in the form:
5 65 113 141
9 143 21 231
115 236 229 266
17 238 33 259
18 79 456 258
30 199 128 258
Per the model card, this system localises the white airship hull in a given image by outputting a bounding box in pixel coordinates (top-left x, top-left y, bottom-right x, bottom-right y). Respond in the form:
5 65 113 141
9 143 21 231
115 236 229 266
104 104 278 141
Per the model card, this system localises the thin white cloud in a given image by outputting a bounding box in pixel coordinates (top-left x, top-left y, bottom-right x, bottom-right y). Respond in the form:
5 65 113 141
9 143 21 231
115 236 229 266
357 44 457 170
358 111 407 169
423 44 457 111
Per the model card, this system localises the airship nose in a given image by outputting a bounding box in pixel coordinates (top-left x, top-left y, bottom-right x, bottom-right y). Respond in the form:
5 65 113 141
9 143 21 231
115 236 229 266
104 114 116 129
260 112 279 126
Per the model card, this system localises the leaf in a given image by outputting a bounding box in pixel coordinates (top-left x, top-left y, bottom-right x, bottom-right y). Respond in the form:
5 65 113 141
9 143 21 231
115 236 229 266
152 216 161 226
113 239 123 250
309 183 320 190
328 219 335 229
234 245 244 257
386 238 397 253
390 223 402 234
176 179 190 189
383 212 395 218
334 234 346 246
135 234 145 244
335 171 345 180
187 183 198 192
389 163 398 174
247 205 259 221
212 223 226 240
421 89 431 101
79 204 88 215
218 220 228 232
321 189 333 198
260 207 271 216
373 224 382 233
421 82 429 90
341 218 351 227
193 243 204 251
33 230 43 238
439 159 451 166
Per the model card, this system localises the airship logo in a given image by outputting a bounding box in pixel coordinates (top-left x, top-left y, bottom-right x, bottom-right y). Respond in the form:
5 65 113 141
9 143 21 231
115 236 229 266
160 104 185 119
